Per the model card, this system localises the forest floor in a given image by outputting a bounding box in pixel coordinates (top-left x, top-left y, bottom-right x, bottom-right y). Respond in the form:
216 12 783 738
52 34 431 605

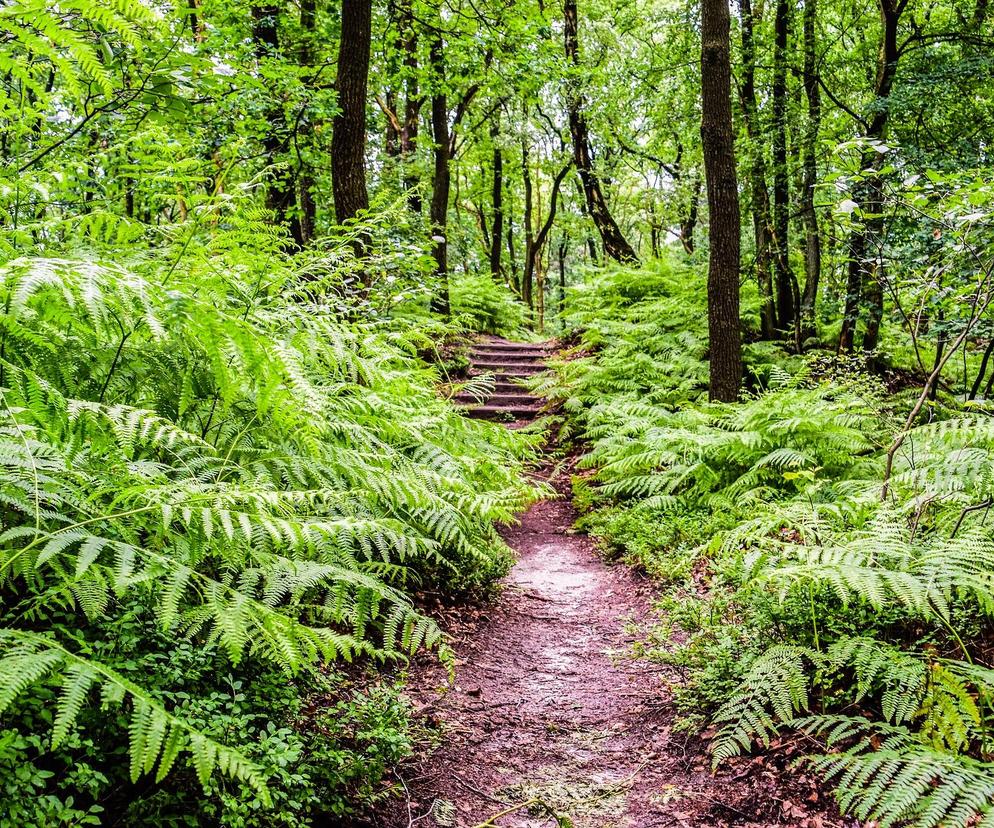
369 463 854 828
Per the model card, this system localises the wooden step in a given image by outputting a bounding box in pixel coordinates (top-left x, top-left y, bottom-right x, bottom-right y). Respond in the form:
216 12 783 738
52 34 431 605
455 392 539 406
492 381 531 393
471 348 549 360
465 404 544 420
474 341 553 352
472 361 545 373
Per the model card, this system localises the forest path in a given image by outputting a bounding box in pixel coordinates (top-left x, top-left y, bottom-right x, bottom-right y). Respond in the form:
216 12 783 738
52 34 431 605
370 340 844 828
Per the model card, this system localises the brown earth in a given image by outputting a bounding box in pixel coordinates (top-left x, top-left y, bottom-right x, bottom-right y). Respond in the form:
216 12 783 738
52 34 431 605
367 468 854 828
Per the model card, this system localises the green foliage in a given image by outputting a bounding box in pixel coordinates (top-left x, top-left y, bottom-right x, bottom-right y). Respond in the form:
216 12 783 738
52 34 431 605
553 258 994 828
0 224 539 817
449 273 531 336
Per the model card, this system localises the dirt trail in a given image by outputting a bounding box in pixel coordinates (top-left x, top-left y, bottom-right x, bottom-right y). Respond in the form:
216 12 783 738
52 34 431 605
372 474 846 828
369 338 846 827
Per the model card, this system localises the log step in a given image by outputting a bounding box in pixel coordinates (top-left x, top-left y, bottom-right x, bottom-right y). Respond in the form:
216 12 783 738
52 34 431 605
472 361 545 373
465 405 544 420
455 392 539 406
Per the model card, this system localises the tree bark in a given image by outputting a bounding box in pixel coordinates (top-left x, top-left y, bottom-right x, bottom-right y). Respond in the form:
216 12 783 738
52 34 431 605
772 0 797 335
525 161 572 304
331 0 371 229
701 0 742 402
563 0 638 264
429 38 451 315
252 5 302 246
838 0 904 353
298 0 317 244
521 140 534 310
489 122 504 281
399 0 422 213
739 0 776 339
799 0 822 341
680 175 702 254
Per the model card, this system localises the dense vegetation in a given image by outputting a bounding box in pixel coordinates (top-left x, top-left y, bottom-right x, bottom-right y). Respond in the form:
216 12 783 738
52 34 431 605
1 0 993 824
542 250 994 827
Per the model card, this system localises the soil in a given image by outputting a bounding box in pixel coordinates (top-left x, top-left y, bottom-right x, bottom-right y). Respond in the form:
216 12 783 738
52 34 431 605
367 468 855 828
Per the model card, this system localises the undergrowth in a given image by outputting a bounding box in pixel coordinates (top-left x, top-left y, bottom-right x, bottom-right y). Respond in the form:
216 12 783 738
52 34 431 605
0 206 541 824
548 257 994 828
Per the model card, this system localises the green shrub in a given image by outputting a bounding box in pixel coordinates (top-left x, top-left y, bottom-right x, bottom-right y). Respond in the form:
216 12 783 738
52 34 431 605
0 234 540 818
449 273 531 336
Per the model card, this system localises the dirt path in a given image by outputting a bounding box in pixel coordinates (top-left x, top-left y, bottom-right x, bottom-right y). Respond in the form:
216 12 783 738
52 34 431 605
370 470 848 828
368 338 847 827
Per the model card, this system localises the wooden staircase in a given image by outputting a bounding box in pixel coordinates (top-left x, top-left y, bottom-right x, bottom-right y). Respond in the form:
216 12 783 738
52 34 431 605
455 338 551 421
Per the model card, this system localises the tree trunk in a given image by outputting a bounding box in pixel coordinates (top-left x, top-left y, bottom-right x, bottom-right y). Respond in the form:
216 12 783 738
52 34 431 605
429 38 451 315
680 175 702 254
252 5 302 246
838 0 903 353
701 0 742 402
525 161 572 306
521 140 534 311
399 0 421 213
739 0 775 339
298 0 317 244
489 121 504 281
563 0 638 264
772 0 797 335
799 0 821 341
331 0 371 228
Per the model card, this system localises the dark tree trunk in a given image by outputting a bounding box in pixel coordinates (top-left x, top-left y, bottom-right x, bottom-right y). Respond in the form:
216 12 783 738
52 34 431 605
680 175 702 254
572 176 599 264
298 0 317 244
838 0 903 353
525 161 572 303
970 335 994 400
507 187 520 293
331 0 371 228
252 5 302 246
399 0 422 213
521 140 534 310
558 230 568 318
187 0 203 40
701 0 742 402
563 0 638 264
489 122 504 281
799 0 822 341
739 0 775 339
429 38 450 315
772 0 797 336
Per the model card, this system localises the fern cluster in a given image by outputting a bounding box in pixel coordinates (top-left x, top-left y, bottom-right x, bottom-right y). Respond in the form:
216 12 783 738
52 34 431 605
553 261 994 828
0 244 540 808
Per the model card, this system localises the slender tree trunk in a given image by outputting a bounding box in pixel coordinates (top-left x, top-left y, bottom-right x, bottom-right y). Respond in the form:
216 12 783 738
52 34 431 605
739 0 775 339
298 0 317 243
399 0 421 213
331 0 371 228
969 334 994 400
799 0 821 341
838 0 903 353
563 0 638 264
507 187 520 293
429 38 451 315
701 0 742 402
680 175 702 254
558 231 568 319
772 0 797 335
489 121 504 281
253 5 302 245
521 141 534 311
187 0 204 41
525 161 572 306
572 176 599 264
